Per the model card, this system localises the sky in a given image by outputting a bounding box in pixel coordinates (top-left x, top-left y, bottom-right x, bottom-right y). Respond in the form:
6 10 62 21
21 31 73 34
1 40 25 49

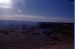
0 0 74 22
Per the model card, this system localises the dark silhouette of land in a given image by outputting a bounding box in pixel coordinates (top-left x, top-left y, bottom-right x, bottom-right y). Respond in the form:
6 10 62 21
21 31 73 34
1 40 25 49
0 21 73 49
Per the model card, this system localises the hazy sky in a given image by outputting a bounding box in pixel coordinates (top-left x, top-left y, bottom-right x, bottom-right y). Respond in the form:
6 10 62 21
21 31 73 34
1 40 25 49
0 0 74 22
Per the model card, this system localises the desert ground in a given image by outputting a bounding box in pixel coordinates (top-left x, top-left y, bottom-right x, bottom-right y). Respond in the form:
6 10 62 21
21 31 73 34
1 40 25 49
0 22 73 49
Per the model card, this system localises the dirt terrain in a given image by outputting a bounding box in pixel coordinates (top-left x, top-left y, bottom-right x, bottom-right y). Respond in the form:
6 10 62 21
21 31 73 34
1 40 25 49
0 23 73 49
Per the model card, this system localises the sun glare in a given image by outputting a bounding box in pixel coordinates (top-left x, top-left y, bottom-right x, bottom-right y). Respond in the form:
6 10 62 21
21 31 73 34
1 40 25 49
0 0 11 4
0 0 12 8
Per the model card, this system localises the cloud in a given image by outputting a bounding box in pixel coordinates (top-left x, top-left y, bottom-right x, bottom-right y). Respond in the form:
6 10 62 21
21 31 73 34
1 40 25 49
0 15 73 23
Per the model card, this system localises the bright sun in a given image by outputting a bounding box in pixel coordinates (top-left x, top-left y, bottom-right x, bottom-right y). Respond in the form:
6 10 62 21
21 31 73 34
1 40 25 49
0 0 12 8
0 0 11 4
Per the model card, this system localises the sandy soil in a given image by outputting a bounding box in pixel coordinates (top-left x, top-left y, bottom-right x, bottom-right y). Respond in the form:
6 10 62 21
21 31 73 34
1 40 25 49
0 29 73 49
